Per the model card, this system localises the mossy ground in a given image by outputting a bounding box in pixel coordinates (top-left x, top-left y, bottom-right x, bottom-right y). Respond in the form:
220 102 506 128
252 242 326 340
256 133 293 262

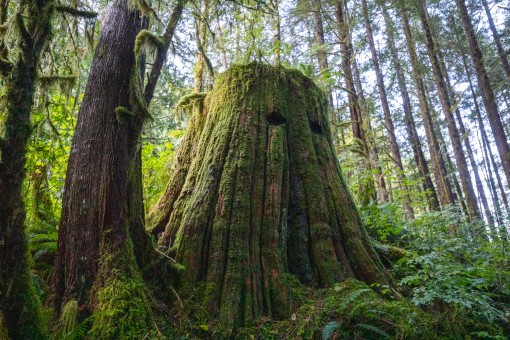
160 277 506 339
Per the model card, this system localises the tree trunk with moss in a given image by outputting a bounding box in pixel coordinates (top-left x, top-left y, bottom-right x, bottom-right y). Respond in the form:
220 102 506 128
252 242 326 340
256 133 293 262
0 0 54 337
153 63 391 332
52 1 154 337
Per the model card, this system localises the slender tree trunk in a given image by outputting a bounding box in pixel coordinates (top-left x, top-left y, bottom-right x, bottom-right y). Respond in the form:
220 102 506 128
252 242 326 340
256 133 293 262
451 19 497 233
456 0 510 190
194 0 210 92
156 63 391 333
481 0 510 84
398 2 455 208
0 0 54 337
417 1 480 219
52 1 155 336
433 115 469 215
336 0 363 144
272 0 281 64
437 39 490 229
361 0 414 219
382 4 439 211
310 0 327 72
336 0 382 204
310 0 334 109
353 60 388 203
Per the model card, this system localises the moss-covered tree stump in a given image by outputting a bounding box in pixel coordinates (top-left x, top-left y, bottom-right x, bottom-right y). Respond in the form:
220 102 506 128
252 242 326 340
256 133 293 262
152 63 390 331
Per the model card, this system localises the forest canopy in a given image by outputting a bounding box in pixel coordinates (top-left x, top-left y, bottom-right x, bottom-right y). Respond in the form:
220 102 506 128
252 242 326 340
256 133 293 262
0 0 510 338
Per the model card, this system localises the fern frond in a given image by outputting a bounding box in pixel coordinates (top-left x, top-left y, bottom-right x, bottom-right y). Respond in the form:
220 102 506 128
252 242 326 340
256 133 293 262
355 323 390 338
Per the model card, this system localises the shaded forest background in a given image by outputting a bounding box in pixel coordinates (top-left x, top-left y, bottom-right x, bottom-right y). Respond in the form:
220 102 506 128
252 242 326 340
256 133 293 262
1 0 510 337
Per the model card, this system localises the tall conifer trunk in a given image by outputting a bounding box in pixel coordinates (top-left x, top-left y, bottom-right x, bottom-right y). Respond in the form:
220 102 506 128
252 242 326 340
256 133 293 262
52 1 154 336
336 0 383 204
480 0 510 85
398 2 455 208
352 60 388 204
456 0 510 190
381 3 438 211
417 1 480 219
361 0 414 219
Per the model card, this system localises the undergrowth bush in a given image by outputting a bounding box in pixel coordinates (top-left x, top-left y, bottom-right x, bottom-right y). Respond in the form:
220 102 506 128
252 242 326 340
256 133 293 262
365 204 510 338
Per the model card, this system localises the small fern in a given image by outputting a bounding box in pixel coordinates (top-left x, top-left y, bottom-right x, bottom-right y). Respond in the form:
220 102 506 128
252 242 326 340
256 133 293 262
322 321 340 340
60 300 79 336
355 323 390 338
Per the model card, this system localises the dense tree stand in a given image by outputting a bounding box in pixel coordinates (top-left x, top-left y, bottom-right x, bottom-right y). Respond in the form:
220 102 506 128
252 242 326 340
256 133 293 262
153 63 390 332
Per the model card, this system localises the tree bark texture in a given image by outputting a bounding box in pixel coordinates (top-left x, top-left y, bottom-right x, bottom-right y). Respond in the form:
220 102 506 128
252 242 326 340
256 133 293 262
480 0 510 85
154 63 390 332
353 60 388 204
337 0 383 204
52 1 154 336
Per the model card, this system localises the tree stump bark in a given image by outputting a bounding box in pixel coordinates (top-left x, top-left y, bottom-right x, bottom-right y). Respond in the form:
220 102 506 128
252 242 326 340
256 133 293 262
153 63 390 331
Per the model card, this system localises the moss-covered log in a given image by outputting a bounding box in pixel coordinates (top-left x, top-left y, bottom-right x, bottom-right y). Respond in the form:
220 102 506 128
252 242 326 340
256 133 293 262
154 63 390 332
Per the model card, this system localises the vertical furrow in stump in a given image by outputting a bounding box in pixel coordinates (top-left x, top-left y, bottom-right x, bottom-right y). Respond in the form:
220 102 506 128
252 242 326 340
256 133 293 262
219 104 260 328
261 123 289 318
247 86 267 318
323 117 388 285
289 84 341 286
148 94 207 236
202 89 247 317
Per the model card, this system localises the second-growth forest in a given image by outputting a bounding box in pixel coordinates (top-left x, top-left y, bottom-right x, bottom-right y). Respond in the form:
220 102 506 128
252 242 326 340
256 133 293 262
1 0 510 338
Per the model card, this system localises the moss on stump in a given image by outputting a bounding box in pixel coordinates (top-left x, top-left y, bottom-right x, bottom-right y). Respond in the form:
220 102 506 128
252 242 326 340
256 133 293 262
154 63 390 332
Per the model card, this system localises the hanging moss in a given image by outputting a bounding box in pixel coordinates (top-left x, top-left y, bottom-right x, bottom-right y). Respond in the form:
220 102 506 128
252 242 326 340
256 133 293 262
154 62 390 333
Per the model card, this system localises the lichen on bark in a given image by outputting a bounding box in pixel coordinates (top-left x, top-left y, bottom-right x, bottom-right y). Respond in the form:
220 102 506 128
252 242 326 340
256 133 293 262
154 62 390 332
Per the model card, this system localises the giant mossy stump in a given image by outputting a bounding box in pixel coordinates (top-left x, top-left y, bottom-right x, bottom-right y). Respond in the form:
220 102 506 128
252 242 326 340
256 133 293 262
152 63 390 331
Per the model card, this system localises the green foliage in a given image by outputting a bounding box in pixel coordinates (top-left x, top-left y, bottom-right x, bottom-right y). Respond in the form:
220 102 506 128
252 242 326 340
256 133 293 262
56 299 89 340
360 201 405 241
362 204 510 337
141 130 181 209
236 279 437 339
395 210 509 333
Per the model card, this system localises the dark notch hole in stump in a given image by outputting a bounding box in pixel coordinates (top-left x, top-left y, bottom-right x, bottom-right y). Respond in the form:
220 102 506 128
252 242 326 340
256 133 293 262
309 120 323 134
267 111 287 125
